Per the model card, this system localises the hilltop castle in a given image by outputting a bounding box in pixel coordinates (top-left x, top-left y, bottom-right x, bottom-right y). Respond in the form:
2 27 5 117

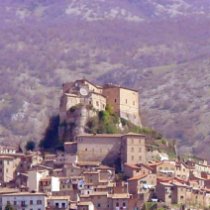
59 79 142 127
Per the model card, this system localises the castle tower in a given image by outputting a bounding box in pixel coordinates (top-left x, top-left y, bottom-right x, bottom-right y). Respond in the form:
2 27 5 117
103 84 142 127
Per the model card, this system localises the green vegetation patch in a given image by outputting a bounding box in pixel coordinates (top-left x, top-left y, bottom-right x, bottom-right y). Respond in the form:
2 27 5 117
86 105 119 134
144 202 157 210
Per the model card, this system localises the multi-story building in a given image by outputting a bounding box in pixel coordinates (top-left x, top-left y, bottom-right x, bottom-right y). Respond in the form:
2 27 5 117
76 133 146 167
76 134 122 165
60 80 106 122
156 181 173 204
1 192 46 210
103 83 141 126
175 162 190 181
128 173 156 202
47 196 70 210
28 169 50 192
124 163 153 178
0 155 21 184
121 134 146 165
60 79 142 126
0 146 16 154
18 152 43 172
39 176 60 193
156 160 176 178
77 201 94 210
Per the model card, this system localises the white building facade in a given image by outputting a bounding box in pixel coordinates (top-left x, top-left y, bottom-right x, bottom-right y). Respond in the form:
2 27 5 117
1 192 46 210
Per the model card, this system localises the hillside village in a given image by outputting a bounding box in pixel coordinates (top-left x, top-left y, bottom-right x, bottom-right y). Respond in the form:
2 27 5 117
0 80 210 210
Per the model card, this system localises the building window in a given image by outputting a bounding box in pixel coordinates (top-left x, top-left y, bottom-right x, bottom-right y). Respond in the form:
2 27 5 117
139 156 142 161
37 200 42 205
125 99 127 104
30 200 33 205
131 156 134 161
97 203 101 207
133 101 135 105
96 101 99 106
116 202 119 207
21 201 26 206
131 147 134 152
123 202 126 207
115 99 117 103
139 147 141 152
55 203 59 207
62 203 66 208
13 201 17 205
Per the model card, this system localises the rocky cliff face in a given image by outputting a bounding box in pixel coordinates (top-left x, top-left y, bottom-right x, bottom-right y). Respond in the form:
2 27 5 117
59 105 97 141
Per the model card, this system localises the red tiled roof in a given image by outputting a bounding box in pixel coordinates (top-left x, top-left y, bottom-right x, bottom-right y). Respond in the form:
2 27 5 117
124 163 140 170
157 176 173 183
128 174 148 181
137 163 153 171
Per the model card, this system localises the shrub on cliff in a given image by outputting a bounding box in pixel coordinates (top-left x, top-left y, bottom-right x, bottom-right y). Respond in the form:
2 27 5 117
39 115 62 151
86 105 119 134
25 140 36 151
